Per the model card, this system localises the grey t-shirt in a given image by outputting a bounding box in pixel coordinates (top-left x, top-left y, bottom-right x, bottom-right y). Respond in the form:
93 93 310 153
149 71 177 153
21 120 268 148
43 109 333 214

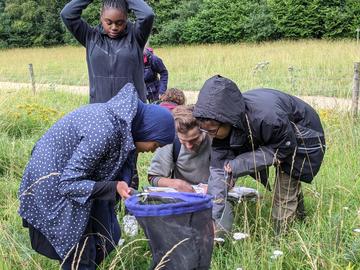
148 136 211 185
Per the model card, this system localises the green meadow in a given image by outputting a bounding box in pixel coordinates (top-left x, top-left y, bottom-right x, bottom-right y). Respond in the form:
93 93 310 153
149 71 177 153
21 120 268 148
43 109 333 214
1 40 359 97
0 41 359 269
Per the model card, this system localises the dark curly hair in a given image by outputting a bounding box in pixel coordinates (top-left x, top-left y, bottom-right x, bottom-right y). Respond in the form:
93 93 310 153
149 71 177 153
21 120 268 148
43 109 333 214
160 88 186 106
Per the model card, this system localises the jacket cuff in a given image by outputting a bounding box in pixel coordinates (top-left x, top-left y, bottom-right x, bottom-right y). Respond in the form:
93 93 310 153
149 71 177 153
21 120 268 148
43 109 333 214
149 176 162 187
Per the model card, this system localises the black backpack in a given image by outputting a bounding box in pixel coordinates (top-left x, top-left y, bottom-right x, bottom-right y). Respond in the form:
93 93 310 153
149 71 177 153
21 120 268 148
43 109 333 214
144 48 153 68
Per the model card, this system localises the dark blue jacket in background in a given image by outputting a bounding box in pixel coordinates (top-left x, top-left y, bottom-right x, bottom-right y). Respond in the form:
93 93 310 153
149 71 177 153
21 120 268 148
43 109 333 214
18 85 138 259
61 0 154 103
144 51 168 96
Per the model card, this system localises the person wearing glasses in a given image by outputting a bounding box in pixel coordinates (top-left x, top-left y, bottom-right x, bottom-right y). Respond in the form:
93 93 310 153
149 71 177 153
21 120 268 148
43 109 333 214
193 75 326 235
148 105 212 193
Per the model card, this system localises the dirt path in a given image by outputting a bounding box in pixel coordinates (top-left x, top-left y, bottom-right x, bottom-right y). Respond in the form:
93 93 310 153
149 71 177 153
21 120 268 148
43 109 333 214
0 81 353 111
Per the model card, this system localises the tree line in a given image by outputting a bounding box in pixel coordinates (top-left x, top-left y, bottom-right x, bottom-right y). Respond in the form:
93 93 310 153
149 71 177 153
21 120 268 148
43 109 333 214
0 0 359 48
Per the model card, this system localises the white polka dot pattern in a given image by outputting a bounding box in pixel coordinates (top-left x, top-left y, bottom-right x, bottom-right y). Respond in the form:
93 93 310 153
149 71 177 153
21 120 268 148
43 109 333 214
18 83 138 259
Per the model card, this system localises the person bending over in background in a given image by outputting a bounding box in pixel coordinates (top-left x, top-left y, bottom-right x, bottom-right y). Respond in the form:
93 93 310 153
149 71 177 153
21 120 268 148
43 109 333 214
61 0 154 103
143 47 169 103
158 88 186 111
193 75 326 236
18 84 175 269
148 105 211 193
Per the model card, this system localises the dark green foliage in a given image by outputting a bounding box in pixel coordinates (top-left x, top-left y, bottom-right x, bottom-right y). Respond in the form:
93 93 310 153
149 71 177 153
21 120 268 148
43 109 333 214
184 0 248 43
151 0 360 44
0 5 10 48
0 0 4 12
34 1 67 46
148 0 203 45
347 0 360 35
0 0 68 48
322 6 352 38
269 0 359 39
147 0 181 36
82 0 102 26
269 0 323 39
0 0 359 48
242 1 280 42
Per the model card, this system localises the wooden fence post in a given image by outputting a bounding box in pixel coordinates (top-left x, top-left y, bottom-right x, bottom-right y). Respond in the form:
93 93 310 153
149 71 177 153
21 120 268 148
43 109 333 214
28 63 36 94
352 62 360 118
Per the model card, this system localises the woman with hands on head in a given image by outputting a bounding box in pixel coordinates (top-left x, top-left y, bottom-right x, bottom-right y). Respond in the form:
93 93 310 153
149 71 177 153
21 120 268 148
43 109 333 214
18 83 175 269
62 0 155 197
61 0 154 103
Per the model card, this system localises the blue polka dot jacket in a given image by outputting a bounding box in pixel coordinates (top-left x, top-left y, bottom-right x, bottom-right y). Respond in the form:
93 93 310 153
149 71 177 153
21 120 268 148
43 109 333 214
18 84 138 259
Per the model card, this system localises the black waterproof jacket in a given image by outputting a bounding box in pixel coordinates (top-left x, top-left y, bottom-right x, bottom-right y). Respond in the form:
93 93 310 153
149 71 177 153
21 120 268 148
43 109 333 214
193 75 326 185
61 0 154 103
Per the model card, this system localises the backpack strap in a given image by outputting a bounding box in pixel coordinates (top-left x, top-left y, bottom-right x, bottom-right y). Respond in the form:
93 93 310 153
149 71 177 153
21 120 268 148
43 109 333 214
144 48 153 67
170 136 181 178
172 136 181 163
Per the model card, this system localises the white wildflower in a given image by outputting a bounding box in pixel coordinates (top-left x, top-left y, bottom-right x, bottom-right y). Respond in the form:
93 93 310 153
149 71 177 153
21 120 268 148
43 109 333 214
123 215 138 237
233 232 250 240
214 237 225 243
118 239 125 246
270 250 283 259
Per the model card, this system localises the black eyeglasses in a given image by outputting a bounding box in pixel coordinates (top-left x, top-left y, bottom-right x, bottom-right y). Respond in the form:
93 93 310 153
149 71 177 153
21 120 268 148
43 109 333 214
199 124 221 136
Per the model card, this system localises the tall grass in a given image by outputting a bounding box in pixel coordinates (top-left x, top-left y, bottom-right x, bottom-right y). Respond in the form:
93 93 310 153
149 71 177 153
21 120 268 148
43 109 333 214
0 88 359 269
0 40 359 97
0 40 359 270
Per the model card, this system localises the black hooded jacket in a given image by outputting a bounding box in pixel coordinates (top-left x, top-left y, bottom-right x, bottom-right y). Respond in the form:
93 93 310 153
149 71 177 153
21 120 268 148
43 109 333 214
61 0 154 103
193 75 326 184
